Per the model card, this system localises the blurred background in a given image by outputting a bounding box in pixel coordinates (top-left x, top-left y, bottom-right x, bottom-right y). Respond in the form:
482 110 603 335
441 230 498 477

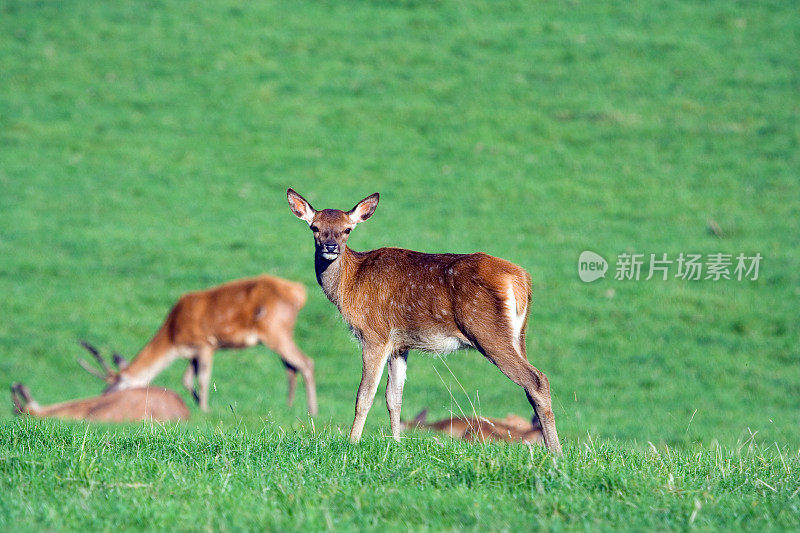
1 0 797 448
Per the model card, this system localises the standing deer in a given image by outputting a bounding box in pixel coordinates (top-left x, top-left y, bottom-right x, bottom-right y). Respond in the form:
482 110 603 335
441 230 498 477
401 409 544 444
80 275 318 415
11 382 189 422
287 189 562 453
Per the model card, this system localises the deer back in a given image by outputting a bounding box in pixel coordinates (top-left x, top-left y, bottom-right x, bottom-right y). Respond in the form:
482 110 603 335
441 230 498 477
21 388 189 422
336 248 530 350
410 412 543 444
112 275 307 386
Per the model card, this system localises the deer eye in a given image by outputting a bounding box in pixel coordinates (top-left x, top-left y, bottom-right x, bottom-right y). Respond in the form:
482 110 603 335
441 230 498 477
310 225 319 232
344 228 351 234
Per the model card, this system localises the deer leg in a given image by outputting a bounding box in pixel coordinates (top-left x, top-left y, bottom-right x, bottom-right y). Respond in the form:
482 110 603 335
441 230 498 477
283 364 298 407
195 347 214 412
270 336 318 416
349 343 390 443
182 358 200 404
522 369 561 454
489 352 560 453
385 350 408 442
466 326 562 454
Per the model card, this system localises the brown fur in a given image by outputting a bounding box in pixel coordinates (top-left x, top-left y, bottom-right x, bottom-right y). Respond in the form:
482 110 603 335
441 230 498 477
87 275 317 415
287 189 561 453
336 248 529 348
11 383 189 422
401 410 544 444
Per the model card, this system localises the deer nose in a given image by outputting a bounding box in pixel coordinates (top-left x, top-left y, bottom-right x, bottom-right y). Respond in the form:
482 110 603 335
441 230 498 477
323 242 338 253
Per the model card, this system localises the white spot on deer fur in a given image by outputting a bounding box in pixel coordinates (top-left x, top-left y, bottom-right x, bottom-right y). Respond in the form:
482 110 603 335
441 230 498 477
507 285 525 355
244 333 260 346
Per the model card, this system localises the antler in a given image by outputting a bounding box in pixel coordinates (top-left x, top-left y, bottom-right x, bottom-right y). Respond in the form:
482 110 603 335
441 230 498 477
78 340 115 380
77 357 107 379
112 353 129 370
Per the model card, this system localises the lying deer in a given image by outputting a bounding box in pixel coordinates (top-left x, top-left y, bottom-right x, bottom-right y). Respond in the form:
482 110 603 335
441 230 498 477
11 382 189 422
80 275 318 415
287 189 561 453
401 409 544 444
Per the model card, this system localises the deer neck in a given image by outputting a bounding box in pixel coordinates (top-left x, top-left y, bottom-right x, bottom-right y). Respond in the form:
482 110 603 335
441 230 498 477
118 328 179 387
315 246 358 310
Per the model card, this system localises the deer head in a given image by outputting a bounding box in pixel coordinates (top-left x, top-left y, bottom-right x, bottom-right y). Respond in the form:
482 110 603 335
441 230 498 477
77 341 129 387
287 189 379 261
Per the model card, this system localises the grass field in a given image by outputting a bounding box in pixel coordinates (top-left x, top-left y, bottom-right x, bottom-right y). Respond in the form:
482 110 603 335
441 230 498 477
1 0 799 529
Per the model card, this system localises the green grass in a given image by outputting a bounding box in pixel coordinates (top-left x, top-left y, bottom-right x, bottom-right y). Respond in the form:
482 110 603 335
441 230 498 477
3 419 800 531
1 0 799 529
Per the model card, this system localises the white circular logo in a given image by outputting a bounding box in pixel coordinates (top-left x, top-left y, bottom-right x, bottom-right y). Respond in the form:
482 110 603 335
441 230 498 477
578 251 608 282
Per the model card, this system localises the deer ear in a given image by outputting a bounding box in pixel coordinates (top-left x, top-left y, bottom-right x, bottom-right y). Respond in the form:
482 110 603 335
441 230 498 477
11 383 25 413
287 189 316 224
348 193 379 224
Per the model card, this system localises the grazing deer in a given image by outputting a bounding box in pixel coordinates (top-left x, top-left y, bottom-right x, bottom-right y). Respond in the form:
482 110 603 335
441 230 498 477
11 382 189 422
401 409 544 444
79 275 318 415
287 189 562 453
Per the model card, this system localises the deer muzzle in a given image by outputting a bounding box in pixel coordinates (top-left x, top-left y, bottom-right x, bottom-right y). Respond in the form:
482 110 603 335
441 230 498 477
320 242 339 260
